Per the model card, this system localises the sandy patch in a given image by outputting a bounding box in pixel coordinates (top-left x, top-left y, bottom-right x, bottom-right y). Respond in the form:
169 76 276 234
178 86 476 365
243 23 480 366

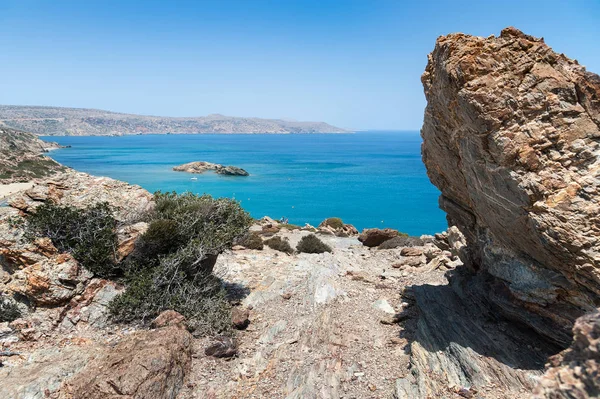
0 182 34 199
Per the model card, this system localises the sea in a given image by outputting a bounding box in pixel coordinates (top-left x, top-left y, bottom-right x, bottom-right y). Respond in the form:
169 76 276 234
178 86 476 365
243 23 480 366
42 131 447 236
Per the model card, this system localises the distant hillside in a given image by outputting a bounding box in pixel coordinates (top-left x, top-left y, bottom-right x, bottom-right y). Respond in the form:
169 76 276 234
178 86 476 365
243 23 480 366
0 127 64 182
0 105 348 136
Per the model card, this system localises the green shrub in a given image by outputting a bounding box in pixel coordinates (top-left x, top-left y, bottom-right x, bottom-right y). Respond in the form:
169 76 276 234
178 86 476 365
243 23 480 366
296 234 332 254
110 192 252 335
264 236 294 254
320 217 344 230
0 296 21 322
22 201 118 277
150 191 253 256
238 231 264 250
110 243 232 335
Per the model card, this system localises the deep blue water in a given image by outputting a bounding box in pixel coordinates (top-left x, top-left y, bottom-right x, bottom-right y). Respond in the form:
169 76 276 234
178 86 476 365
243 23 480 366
42 132 447 235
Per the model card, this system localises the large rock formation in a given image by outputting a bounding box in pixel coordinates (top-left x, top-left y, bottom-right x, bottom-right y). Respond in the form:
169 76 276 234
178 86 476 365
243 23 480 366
421 27 600 346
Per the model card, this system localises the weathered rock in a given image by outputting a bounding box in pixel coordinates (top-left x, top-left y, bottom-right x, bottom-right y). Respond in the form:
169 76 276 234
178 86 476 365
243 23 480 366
60 279 123 330
533 309 600 398
205 336 237 358
62 324 192 399
0 344 99 399
377 235 424 249
151 310 187 329
421 27 600 345
116 221 148 261
231 307 250 330
358 228 399 247
8 253 92 306
400 247 423 257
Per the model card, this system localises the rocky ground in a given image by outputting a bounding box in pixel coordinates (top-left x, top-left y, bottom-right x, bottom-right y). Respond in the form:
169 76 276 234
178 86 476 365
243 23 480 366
0 175 553 398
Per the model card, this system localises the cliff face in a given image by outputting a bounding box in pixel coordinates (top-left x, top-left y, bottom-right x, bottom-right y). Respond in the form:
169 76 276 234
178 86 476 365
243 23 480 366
421 27 600 345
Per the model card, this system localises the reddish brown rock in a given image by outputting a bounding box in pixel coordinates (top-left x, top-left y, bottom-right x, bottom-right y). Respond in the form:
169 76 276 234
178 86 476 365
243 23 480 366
151 310 187 329
231 308 250 330
62 324 192 399
358 228 399 247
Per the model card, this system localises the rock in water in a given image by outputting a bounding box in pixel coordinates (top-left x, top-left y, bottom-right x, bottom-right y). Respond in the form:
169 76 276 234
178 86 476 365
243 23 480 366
173 161 249 176
421 27 600 346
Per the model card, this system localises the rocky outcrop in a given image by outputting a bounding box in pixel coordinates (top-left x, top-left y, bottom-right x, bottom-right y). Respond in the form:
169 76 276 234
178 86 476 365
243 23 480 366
173 161 249 176
60 312 192 399
421 27 600 346
0 127 64 183
1 170 152 313
358 228 399 247
534 309 600 398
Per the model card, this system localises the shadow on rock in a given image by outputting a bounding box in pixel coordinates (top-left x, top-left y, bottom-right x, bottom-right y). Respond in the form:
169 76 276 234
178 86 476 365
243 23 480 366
400 267 563 397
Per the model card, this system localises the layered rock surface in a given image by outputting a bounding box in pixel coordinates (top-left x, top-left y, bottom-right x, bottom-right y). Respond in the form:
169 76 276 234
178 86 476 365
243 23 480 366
421 27 600 346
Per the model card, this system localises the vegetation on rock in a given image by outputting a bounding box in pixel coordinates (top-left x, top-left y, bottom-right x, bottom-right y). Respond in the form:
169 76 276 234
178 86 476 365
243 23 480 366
20 201 119 277
238 231 264 250
319 217 344 230
0 295 21 322
296 234 332 254
264 236 294 254
110 192 252 335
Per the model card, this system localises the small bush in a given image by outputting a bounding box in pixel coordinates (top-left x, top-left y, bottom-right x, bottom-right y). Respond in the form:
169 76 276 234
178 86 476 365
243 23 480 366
320 217 344 230
264 236 294 254
109 244 232 335
22 201 118 277
238 231 264 250
296 234 332 254
0 296 21 322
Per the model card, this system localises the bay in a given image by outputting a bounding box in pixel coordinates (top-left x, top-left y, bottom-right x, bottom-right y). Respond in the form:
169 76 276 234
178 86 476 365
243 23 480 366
42 131 447 235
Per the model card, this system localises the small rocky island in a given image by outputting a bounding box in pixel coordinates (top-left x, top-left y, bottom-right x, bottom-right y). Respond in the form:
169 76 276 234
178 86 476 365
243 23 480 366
173 161 249 176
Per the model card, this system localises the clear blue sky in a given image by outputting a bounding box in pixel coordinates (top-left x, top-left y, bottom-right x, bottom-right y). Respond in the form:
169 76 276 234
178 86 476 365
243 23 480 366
0 0 598 130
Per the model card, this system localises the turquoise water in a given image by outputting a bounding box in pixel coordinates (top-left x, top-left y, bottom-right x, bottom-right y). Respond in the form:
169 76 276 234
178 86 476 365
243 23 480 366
42 132 447 235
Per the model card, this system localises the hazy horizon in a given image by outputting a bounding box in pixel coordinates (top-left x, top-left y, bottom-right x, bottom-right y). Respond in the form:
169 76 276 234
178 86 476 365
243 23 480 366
1 0 598 130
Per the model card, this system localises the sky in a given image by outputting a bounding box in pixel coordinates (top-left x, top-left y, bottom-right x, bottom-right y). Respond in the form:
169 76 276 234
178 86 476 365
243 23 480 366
0 0 598 130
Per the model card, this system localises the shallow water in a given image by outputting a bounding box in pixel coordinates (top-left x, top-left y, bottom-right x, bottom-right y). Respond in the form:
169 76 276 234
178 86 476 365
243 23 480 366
43 131 447 235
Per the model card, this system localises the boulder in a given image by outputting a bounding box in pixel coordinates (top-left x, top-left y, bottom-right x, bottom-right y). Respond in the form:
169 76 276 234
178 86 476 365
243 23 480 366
231 307 250 330
205 336 237 358
421 27 600 345
358 228 399 247
377 235 424 249
62 323 192 399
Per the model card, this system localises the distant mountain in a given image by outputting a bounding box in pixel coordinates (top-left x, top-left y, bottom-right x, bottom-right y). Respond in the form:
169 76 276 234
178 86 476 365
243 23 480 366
0 105 348 136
